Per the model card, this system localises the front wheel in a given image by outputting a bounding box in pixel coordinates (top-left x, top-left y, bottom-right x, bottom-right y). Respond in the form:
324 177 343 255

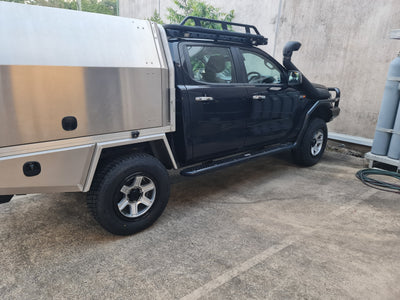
87 153 170 235
293 118 327 166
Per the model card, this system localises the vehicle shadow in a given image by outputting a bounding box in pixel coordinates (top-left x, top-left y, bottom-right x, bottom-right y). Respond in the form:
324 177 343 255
0 153 297 258
168 153 297 207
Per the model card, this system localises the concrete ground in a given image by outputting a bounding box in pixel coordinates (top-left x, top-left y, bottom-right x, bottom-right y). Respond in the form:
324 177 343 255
1 150 400 299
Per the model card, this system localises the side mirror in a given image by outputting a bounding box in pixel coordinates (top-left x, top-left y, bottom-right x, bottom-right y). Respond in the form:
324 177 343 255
288 70 302 86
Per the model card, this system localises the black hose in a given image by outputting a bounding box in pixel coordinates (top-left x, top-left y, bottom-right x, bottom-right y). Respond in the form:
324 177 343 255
356 168 400 193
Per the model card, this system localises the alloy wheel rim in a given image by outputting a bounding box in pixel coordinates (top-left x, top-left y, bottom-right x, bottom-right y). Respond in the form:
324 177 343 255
311 129 324 156
117 175 156 218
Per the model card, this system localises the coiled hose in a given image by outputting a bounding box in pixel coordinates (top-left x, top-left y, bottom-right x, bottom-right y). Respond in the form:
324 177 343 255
356 168 400 193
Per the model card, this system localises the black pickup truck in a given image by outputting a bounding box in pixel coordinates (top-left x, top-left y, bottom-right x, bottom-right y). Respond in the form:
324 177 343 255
0 8 340 236
89 17 340 235
165 17 340 173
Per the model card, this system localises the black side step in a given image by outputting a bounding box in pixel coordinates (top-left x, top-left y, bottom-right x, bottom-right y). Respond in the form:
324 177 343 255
180 143 295 177
0 195 13 204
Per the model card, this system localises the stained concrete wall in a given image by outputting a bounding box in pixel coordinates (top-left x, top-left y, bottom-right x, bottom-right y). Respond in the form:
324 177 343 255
119 0 400 140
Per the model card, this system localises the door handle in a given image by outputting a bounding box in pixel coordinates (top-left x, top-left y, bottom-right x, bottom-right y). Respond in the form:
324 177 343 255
252 95 266 100
268 87 282 91
195 96 214 102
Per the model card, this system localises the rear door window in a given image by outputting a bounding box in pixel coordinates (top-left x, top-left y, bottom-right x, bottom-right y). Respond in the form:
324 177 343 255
186 45 236 84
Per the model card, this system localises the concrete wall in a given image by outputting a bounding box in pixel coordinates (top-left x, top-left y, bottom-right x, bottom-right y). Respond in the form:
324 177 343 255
119 0 400 140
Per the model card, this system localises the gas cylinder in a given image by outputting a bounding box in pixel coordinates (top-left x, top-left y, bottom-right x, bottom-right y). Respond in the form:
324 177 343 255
371 53 400 156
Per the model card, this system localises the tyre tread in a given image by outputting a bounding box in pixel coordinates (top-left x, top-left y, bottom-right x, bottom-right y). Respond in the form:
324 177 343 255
86 153 169 235
293 118 327 167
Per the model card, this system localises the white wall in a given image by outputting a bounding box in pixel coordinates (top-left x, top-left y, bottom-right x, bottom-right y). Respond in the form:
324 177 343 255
119 0 400 139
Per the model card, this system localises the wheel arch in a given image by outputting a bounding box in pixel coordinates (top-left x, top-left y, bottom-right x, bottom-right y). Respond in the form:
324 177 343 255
295 100 333 147
98 140 175 169
83 136 177 192
309 103 333 123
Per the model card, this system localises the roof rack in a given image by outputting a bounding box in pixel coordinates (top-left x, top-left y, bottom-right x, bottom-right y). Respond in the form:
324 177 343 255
163 16 268 46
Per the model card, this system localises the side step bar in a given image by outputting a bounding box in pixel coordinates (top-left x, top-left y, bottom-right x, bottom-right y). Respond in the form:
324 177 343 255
180 143 295 176
0 195 13 204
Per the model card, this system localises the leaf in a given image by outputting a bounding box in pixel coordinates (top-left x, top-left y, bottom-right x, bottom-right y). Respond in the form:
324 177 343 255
166 0 235 26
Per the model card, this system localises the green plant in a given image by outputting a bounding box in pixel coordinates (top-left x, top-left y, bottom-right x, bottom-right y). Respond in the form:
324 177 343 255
2 0 117 15
149 10 164 24
150 0 235 27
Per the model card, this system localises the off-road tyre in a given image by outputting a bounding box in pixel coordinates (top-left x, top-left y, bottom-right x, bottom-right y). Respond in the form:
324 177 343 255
87 153 170 235
293 118 327 167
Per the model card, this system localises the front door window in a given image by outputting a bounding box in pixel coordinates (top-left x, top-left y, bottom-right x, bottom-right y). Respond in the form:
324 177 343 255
240 50 282 84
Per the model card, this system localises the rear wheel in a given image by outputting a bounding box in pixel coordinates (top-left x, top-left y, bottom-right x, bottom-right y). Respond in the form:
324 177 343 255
293 118 327 166
87 153 170 235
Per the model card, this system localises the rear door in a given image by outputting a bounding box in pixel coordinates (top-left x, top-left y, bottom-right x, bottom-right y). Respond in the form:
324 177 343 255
238 48 300 146
182 44 248 161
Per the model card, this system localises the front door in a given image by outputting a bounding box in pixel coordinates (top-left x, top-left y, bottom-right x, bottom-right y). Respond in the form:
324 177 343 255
239 49 300 146
183 44 248 161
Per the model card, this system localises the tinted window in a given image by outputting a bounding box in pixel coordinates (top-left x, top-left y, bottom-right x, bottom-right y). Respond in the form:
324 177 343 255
240 50 282 84
187 46 235 84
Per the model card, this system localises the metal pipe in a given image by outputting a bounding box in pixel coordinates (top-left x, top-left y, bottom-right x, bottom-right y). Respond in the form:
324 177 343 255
328 132 372 147
273 0 283 57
